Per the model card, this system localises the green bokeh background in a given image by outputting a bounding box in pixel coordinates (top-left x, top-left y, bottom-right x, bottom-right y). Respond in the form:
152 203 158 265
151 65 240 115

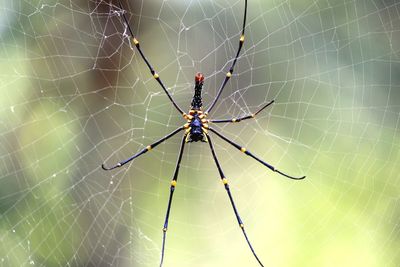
1 0 399 266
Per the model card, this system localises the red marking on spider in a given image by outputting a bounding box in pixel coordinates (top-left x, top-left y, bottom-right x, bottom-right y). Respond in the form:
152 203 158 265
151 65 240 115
195 73 204 83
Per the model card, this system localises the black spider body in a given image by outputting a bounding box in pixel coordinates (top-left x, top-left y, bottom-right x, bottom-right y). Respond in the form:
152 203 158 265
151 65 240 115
191 73 204 110
188 114 205 142
102 1 305 266
186 73 208 143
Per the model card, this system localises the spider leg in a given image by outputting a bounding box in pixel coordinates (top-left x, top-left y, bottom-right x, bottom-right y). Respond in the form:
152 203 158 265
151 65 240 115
160 134 187 267
206 134 264 267
209 128 306 180
117 0 185 115
101 127 183 171
210 100 274 124
206 0 248 113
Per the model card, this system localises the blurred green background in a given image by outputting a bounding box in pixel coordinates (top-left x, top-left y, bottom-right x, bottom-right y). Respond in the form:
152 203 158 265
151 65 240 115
1 0 400 266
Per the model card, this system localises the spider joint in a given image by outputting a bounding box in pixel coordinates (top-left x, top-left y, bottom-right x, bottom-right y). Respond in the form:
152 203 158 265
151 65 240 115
183 114 193 120
240 147 246 153
185 133 191 143
146 145 152 151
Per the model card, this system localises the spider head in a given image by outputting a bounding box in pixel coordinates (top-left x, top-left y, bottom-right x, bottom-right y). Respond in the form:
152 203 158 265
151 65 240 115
195 73 204 85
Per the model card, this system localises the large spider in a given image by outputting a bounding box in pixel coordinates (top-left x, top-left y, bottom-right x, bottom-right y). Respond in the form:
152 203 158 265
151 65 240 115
102 1 305 266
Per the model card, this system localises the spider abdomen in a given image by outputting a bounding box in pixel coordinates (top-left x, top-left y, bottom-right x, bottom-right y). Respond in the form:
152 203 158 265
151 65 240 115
191 73 204 110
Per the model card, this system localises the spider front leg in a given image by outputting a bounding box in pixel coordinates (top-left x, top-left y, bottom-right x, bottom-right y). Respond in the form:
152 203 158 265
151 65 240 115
206 134 264 267
209 128 306 180
160 134 187 267
206 0 248 113
117 0 185 115
210 100 274 124
101 127 183 170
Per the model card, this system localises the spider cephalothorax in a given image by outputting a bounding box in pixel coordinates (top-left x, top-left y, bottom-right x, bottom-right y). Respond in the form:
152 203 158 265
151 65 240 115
102 1 305 266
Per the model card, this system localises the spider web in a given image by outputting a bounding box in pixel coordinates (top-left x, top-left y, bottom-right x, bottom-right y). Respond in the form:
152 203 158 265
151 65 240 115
1 0 400 266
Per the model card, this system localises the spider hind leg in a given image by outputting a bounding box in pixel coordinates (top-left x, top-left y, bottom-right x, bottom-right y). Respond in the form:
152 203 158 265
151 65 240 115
206 134 265 267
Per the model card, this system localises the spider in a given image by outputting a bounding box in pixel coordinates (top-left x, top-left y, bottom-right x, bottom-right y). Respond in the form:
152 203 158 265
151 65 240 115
102 1 305 266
